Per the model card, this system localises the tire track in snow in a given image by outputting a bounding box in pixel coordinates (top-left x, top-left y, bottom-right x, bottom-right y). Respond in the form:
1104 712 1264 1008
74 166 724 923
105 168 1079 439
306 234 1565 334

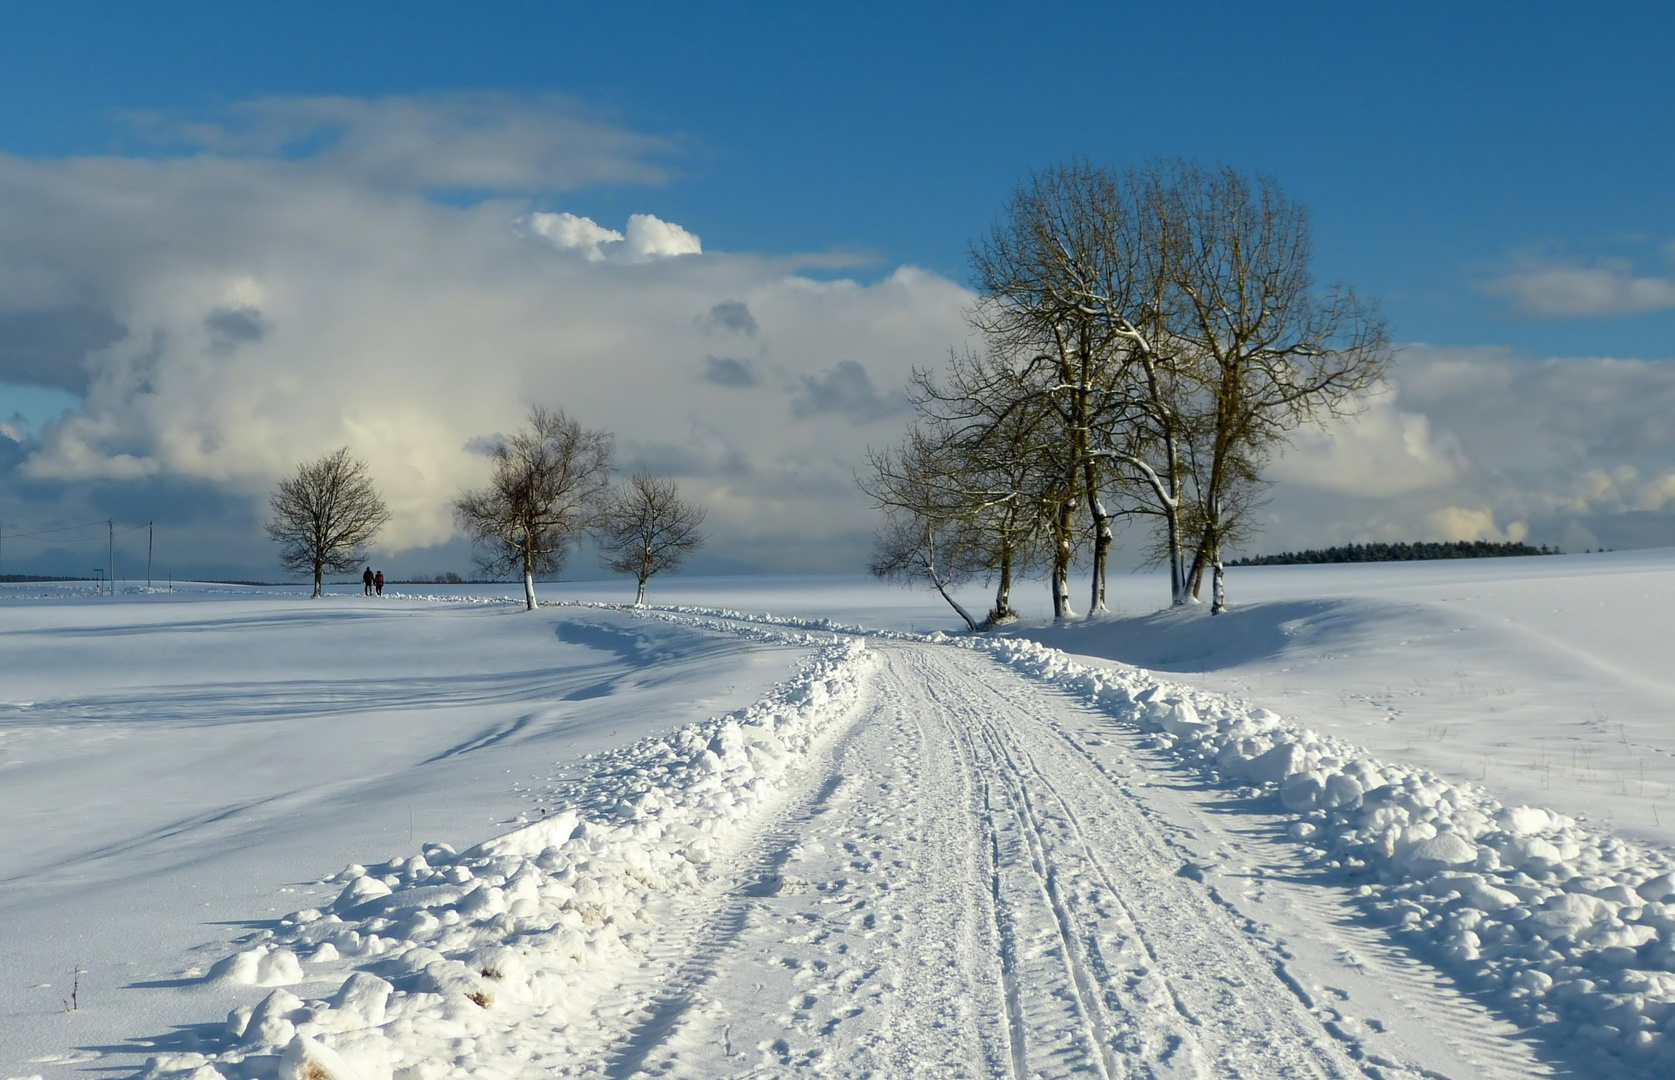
591 749 864 1077
935 678 1122 1078
577 635 1370 1077
911 644 1367 1079
571 647 1012 1077
1040 711 1552 1079
605 608 1561 1077
553 690 879 1077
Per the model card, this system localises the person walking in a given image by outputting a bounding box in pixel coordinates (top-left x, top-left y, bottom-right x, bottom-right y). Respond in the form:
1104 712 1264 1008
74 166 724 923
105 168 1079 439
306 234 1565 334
362 566 375 595
374 570 385 596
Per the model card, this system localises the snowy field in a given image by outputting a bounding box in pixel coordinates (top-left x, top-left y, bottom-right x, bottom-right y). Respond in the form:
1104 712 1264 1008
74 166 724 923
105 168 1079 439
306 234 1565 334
2 550 1674 1078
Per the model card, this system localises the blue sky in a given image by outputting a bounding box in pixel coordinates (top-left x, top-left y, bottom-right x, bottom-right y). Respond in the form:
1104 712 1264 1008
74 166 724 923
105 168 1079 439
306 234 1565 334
1 3 1672 581
7 2 1673 351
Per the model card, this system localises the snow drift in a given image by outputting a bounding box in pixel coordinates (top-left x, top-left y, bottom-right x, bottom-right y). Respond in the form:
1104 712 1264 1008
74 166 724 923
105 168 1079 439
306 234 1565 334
136 636 873 1080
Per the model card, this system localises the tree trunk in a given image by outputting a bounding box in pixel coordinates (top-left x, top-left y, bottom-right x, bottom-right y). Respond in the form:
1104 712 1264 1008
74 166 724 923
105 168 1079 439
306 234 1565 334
933 576 980 632
1072 374 1109 616
1166 509 1185 605
1051 499 1076 620
634 577 647 606
987 543 1015 626
312 558 323 599
1085 482 1112 616
1211 557 1226 615
522 545 537 611
1138 357 1187 607
1186 492 1221 603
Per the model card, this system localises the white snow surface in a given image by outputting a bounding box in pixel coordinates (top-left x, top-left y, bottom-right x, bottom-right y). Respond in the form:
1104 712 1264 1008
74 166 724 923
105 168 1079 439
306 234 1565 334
4 550 1675 1078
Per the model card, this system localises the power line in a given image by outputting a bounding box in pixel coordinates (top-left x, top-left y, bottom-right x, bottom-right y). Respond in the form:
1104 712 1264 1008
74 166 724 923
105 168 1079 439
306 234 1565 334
0 519 151 542
1 517 156 588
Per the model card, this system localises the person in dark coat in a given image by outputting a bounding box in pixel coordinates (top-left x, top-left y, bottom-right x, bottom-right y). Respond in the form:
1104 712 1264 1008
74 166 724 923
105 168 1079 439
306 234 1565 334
374 570 384 596
362 567 375 595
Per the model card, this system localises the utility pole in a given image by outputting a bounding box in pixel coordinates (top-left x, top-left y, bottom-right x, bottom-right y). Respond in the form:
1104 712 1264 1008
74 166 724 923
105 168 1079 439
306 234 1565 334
147 522 154 590
107 519 114 596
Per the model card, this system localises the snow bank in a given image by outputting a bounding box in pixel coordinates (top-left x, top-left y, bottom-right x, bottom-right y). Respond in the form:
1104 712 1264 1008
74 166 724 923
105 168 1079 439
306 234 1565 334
581 601 898 640
982 636 1675 1070
139 637 873 1080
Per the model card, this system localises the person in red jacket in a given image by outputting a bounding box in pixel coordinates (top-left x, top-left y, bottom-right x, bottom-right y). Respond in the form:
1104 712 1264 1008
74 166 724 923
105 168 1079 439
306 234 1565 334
374 570 384 596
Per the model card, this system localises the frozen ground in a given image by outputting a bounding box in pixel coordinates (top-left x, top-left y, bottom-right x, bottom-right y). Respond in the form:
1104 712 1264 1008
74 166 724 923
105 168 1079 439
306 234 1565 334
1 550 1673 1078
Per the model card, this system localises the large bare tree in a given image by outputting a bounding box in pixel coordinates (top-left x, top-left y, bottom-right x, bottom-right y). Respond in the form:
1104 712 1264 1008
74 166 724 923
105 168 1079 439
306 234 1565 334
453 407 614 611
970 161 1135 618
266 447 391 598
1160 164 1390 611
594 473 707 605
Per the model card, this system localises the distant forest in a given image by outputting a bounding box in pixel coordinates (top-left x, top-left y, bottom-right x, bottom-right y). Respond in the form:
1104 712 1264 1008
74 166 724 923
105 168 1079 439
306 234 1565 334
1229 541 1557 566
1 573 93 583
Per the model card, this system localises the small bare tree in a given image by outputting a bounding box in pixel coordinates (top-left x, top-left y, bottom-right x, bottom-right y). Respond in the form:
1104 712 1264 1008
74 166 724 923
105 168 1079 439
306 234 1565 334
266 447 391 598
453 407 614 611
870 507 983 633
594 473 707 605
863 384 1053 629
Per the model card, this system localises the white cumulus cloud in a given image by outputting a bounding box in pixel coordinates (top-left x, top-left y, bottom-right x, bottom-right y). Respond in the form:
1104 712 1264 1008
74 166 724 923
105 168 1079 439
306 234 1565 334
526 211 701 263
1426 506 1528 544
526 212 624 261
623 213 701 260
1271 389 1463 497
1250 345 1675 556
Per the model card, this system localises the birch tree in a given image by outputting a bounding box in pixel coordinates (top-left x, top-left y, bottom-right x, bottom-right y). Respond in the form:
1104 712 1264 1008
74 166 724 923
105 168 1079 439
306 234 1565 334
266 447 391 598
453 407 614 611
594 473 707 605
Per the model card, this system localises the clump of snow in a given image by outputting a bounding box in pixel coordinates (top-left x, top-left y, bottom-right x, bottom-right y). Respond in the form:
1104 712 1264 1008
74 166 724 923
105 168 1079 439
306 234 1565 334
981 635 1675 1069
142 637 873 1080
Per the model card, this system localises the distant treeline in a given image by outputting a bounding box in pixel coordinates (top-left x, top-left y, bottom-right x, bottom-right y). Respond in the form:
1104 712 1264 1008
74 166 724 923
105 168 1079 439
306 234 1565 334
1 573 93 582
1230 541 1558 566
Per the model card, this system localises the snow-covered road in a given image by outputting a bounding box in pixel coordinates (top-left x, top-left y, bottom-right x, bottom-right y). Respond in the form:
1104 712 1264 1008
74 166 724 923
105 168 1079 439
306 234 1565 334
569 637 1544 1079
601 642 1359 1077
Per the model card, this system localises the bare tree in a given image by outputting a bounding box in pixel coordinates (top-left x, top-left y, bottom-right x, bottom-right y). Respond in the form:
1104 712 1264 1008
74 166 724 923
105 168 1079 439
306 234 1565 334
863 427 985 631
453 407 614 611
1161 164 1390 612
869 506 983 633
265 447 391 598
955 159 1389 616
594 473 707 605
971 161 1204 609
971 161 1136 618
863 361 1056 629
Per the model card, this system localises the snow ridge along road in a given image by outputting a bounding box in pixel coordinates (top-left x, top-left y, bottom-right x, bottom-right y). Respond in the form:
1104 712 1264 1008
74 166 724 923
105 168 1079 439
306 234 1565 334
49 600 1675 1079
